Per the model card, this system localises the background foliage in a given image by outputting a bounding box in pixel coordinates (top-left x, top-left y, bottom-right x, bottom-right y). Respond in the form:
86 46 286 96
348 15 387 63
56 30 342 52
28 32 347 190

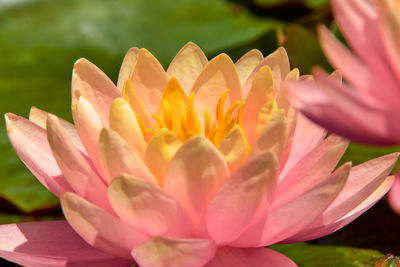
0 0 398 266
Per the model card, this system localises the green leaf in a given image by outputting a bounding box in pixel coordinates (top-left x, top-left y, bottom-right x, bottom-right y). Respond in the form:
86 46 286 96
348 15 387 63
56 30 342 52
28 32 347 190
282 23 332 74
0 0 282 212
271 243 384 267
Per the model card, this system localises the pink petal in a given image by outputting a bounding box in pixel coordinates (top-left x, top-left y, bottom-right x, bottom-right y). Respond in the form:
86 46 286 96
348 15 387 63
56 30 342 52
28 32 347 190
0 221 133 267
108 174 191 237
29 107 86 154
205 247 297 267
191 54 242 123
72 58 120 126
388 172 400 215
164 135 229 230
232 163 350 247
286 74 395 145
280 114 327 178
207 152 279 245
72 97 105 176
277 134 348 191
235 49 263 87
117 47 139 91
285 174 395 242
167 42 208 94
46 115 111 211
98 128 155 184
131 237 216 267
130 48 169 115
61 192 149 259
5 113 72 196
318 25 400 106
243 47 290 97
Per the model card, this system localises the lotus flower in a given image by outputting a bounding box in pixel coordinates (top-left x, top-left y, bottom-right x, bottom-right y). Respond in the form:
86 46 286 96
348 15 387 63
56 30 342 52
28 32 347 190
284 0 400 215
1 43 397 267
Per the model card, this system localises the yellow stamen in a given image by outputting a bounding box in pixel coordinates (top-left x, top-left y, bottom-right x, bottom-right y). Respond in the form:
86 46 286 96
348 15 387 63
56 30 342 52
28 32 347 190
161 99 173 131
237 101 246 129
134 111 146 139
204 108 211 139
152 114 166 128
216 89 229 126
224 100 242 127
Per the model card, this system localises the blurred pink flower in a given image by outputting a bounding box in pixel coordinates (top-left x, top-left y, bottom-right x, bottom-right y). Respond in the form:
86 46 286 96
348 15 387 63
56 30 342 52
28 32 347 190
286 0 400 145
285 0 400 215
0 43 397 267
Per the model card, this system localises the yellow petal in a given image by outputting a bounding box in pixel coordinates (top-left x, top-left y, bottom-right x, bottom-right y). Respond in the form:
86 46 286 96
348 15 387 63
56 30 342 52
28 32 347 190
145 128 183 186
109 97 146 158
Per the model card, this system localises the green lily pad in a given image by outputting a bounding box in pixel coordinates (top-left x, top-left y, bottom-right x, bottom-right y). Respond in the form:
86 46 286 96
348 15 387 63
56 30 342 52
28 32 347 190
271 243 384 267
0 0 282 212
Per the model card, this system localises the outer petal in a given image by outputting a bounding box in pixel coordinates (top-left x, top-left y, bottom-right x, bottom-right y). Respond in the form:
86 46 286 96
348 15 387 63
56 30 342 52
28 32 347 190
108 175 191 237
191 54 242 123
98 128 154 184
72 58 120 126
164 135 229 229
388 172 400 215
285 174 395 242
205 247 297 267
131 237 216 267
117 47 139 91
0 221 133 267
61 192 149 259
72 97 104 176
5 113 72 196
232 163 350 247
130 48 169 115
235 49 263 87
29 107 85 154
167 42 208 94
280 114 327 178
47 115 111 211
207 152 279 245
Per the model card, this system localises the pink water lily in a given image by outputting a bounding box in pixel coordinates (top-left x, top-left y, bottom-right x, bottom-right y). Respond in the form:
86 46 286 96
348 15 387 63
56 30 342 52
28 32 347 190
285 0 400 215
1 43 397 267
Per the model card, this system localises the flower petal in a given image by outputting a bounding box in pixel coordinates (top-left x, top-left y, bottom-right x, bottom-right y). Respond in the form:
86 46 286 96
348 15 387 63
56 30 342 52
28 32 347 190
0 221 133 267
285 174 395 242
167 42 208 94
388 172 400 215
72 58 120 126
72 97 105 175
131 237 216 267
98 128 154 184
109 97 146 158
192 54 242 123
235 49 263 87
250 110 287 161
164 135 229 229
145 128 182 186
232 163 350 247
29 107 86 154
243 47 290 97
207 151 279 245
108 174 191 237
130 48 169 115
217 125 248 174
117 47 139 92
61 192 149 259
205 247 297 267
46 115 111 211
5 113 72 196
